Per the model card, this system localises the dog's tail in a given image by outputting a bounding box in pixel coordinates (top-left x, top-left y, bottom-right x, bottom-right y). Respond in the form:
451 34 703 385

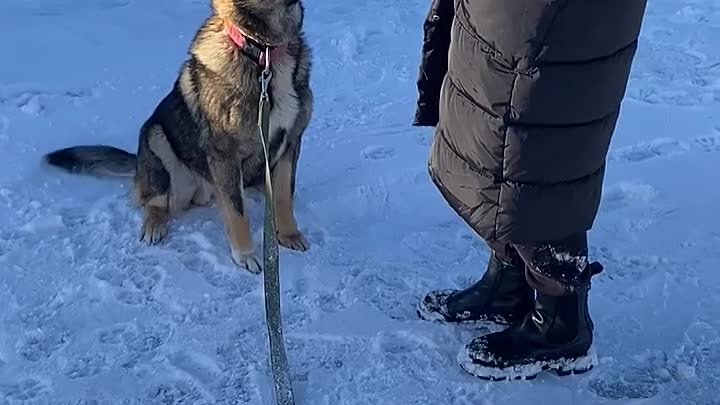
43 145 137 177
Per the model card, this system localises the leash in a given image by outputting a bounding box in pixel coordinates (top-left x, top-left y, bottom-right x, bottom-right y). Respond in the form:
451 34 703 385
257 49 296 405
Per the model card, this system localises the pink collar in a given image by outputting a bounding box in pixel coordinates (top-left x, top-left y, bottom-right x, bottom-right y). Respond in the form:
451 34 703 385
223 20 288 67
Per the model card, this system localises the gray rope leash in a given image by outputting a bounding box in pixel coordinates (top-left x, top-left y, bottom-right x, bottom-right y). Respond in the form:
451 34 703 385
257 49 296 405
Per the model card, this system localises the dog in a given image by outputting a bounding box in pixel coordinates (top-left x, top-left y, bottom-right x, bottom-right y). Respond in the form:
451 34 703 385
42 0 313 274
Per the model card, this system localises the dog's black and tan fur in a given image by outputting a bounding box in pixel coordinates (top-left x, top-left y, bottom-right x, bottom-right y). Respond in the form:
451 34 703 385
43 0 312 274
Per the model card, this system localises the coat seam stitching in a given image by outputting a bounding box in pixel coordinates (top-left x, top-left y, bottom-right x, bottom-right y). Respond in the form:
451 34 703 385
537 38 638 67
512 107 619 129
493 74 519 241
492 2 568 241
505 163 605 187
454 1 521 74
446 74 502 120
436 121 494 180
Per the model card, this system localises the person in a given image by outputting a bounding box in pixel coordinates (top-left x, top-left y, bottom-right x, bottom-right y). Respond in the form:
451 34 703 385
412 0 648 380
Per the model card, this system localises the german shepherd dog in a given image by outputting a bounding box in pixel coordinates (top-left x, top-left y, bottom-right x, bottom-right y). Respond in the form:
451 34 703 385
43 0 312 274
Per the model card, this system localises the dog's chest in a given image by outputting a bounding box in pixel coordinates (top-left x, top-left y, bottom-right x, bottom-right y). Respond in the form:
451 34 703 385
267 59 299 163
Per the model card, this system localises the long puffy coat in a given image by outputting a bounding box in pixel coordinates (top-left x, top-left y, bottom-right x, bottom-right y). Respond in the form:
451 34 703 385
414 0 647 244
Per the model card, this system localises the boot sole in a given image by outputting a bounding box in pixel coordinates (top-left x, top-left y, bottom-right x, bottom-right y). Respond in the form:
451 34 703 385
457 344 598 381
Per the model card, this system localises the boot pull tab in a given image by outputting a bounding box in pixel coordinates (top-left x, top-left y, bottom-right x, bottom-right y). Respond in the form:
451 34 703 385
582 261 604 292
588 262 604 277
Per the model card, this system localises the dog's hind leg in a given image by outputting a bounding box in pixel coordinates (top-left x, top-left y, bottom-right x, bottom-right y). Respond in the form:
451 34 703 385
134 125 196 245
147 127 198 213
133 127 171 245
207 153 261 274
191 179 213 207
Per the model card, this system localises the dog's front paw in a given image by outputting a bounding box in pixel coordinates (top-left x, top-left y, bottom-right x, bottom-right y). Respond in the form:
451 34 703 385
278 231 309 252
231 249 262 274
140 221 168 245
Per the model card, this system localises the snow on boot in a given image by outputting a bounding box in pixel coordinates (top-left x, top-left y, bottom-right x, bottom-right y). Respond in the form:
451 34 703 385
457 262 604 381
417 252 534 325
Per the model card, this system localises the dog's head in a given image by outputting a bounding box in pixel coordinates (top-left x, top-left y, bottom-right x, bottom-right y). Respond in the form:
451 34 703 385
213 0 304 45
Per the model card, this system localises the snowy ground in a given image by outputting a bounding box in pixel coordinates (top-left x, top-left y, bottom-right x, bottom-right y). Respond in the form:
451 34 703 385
1 0 719 403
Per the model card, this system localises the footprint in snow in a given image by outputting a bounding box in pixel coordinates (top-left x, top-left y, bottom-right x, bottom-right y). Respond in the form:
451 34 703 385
446 386 491 405
590 247 672 285
216 371 260 404
17 94 44 116
166 350 223 387
589 372 661 400
173 295 237 326
0 115 8 141
93 260 164 306
351 271 417 320
18 326 71 362
283 337 353 381
361 145 396 160
589 325 720 404
671 4 718 24
148 380 211 405
608 138 690 163
694 134 720 152
62 353 108 380
97 323 140 346
95 321 174 370
600 181 657 212
0 378 50 401
0 89 92 116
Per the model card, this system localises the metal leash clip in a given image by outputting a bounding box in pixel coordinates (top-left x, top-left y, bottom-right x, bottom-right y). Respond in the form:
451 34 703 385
259 47 273 102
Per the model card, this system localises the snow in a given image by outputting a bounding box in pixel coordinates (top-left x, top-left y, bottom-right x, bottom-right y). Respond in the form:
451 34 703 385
0 0 719 403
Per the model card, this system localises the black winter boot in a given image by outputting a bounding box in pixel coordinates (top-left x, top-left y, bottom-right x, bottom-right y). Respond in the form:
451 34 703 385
458 262 603 381
417 252 534 325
